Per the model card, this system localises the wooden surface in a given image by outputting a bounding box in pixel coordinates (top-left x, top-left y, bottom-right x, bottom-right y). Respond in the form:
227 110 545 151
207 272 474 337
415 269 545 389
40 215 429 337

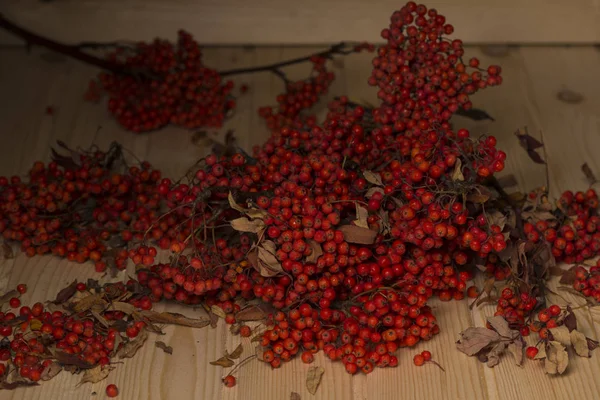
0 45 600 399
2 0 600 45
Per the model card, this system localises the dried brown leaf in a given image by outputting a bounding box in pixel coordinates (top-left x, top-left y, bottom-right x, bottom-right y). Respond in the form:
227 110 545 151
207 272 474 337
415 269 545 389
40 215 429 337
516 128 544 150
451 158 465 181
557 89 584 104
155 341 173 355
354 204 370 229
486 211 507 231
52 280 78 304
54 351 95 369
545 341 568 375
236 303 275 322
467 193 490 204
570 330 590 357
305 240 323 263
495 174 519 188
77 365 114 386
508 341 524 366
226 343 244 359
487 316 518 339
210 356 235 368
0 380 39 390
587 337 599 351
306 366 325 395
560 266 578 285
486 341 508 367
210 305 227 319
255 344 266 360
40 362 62 381
338 225 377 245
256 241 283 277
71 294 106 313
456 327 501 356
109 301 136 315
534 345 546 360
549 326 571 346
1 242 14 259
290 392 301 400
117 329 148 359
563 307 578 332
230 217 265 233
228 192 267 219
363 170 383 186
521 211 556 222
582 163 597 184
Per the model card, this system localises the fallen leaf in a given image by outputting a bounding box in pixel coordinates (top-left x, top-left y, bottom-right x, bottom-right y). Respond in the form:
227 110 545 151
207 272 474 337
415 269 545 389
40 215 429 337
111 334 123 357
467 193 490 204
545 341 568 375
508 341 524 366
487 316 518 339
306 366 325 395
228 192 267 219
549 326 571 346
521 211 556 222
587 337 599 351
534 345 546 360
54 351 95 369
226 343 243 359
210 305 227 320
71 294 106 313
255 345 266 360
563 307 578 332
456 327 501 356
515 128 546 164
0 380 39 390
363 170 383 186
236 303 275 322
118 329 148 359
210 356 234 368
495 174 519 188
354 204 370 229
305 240 323 263
40 362 62 381
486 341 508 367
557 89 584 104
230 217 265 233
486 211 507 231
228 191 247 213
109 301 136 315
256 241 283 277
77 365 114 386
1 242 14 259
365 187 385 199
155 341 173 355
338 225 377 245
571 330 590 357
290 392 301 400
52 280 78 304
560 266 578 285
451 158 465 181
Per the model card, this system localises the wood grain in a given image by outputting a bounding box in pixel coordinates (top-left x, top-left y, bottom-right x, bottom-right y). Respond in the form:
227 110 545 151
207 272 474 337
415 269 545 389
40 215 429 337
2 0 600 45
0 45 600 399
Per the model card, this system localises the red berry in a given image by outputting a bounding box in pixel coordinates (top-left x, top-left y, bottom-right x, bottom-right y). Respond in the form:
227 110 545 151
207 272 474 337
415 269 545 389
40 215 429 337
106 384 119 397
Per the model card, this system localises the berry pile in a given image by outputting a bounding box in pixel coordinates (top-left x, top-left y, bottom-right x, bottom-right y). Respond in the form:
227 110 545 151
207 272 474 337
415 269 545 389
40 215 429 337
570 262 600 302
2 1 600 390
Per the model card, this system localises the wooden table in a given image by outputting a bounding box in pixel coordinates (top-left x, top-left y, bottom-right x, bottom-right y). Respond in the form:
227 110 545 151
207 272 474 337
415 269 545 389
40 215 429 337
0 45 600 400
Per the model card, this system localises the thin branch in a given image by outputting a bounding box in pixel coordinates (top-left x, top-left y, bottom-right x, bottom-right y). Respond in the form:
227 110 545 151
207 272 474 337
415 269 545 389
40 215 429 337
539 130 550 192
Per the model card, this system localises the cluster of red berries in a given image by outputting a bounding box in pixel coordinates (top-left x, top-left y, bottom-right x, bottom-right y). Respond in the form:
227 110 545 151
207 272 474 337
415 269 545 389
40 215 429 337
492 287 538 330
523 189 600 264
370 1 502 135
0 281 152 383
571 262 600 302
88 30 235 133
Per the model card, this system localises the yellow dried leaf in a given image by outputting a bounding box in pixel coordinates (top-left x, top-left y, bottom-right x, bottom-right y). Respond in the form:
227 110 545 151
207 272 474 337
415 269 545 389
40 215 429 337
226 343 244 359
451 158 464 181
363 170 383 186
570 330 590 357
338 225 377 245
305 240 323 263
210 305 227 319
306 366 325 395
117 329 148 359
230 217 265 233
77 365 114 386
210 356 234 368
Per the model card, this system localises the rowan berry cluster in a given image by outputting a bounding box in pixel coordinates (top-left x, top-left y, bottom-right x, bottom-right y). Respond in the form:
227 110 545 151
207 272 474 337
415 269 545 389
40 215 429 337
570 262 600 302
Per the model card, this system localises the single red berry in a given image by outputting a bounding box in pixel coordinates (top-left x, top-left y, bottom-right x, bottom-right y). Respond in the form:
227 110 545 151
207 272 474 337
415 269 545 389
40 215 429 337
421 350 432 361
9 297 20 308
223 375 236 387
106 384 119 397
413 354 425 366
16 284 27 294
525 346 539 360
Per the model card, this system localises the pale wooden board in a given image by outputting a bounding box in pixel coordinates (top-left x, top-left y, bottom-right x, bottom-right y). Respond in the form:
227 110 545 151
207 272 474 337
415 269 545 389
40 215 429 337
0 45 599 400
3 0 600 45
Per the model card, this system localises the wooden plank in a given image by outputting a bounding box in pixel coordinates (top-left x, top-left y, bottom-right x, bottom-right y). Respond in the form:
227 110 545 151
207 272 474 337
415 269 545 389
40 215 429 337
2 0 600 45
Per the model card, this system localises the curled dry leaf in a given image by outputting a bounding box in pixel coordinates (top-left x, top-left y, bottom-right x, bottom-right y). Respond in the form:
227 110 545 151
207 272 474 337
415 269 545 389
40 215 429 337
486 341 508 367
549 326 571 346
486 211 507 231
41 362 62 381
363 170 383 186
305 240 323 263
155 341 173 355
456 327 501 356
354 204 370 229
306 366 325 395
487 316 519 339
71 294 106 313
255 345 266 361
236 303 275 322
563 307 578 332
54 351 95 369
109 301 136 315
451 158 465 181
118 329 148 359
455 107 495 121
515 128 546 165
228 191 267 219
560 266 578 285
508 341 524 366
230 217 265 233
52 280 78 304
570 330 590 357
290 392 301 400
210 305 227 319
77 365 114 386
338 225 377 245
545 341 568 375
226 343 244 359
256 241 283 277
210 356 235 368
